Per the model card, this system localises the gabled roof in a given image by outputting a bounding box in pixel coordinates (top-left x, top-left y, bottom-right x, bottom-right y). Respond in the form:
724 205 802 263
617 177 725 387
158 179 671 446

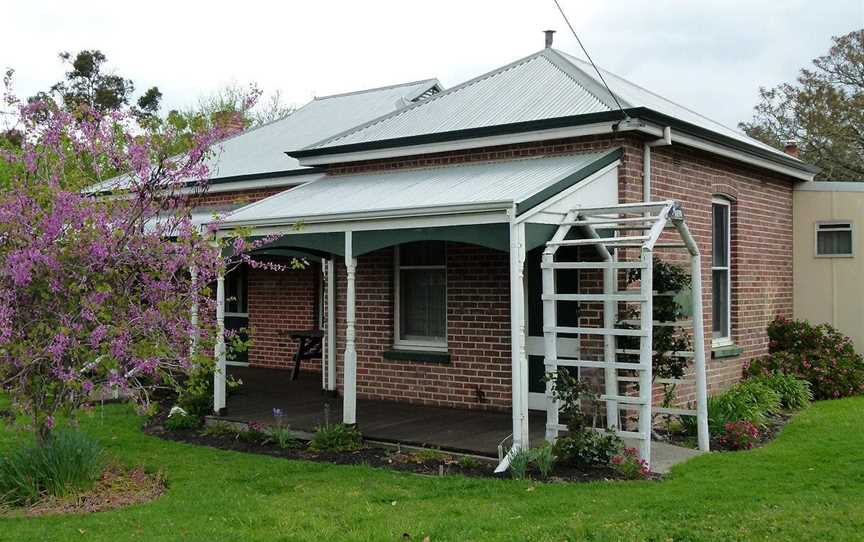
87 78 441 193
218 149 621 227
206 78 442 180
298 48 806 172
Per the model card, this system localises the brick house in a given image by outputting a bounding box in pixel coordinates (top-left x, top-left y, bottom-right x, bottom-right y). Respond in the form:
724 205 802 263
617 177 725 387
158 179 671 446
204 42 816 468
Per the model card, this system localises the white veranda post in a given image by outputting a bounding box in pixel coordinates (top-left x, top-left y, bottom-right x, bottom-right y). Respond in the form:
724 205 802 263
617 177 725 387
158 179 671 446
343 232 358 425
540 200 710 470
509 220 529 450
213 271 227 414
325 258 337 392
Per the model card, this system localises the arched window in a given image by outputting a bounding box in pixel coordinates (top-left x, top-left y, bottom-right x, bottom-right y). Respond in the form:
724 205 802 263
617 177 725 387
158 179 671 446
712 197 732 345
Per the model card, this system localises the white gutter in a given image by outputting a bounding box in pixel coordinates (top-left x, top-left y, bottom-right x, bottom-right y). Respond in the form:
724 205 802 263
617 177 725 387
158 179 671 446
296 120 815 182
213 200 513 235
296 122 637 166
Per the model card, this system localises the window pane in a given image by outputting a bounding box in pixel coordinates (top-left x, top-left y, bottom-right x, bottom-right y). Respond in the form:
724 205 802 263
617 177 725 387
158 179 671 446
225 267 247 314
400 269 446 340
712 269 729 338
817 230 853 256
712 203 729 268
400 241 445 266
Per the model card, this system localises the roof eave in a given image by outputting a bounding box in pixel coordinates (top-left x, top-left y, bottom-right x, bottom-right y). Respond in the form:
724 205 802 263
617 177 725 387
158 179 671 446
289 107 816 181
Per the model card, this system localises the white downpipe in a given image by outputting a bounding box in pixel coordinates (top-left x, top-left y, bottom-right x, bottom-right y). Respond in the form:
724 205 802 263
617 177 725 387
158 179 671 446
508 216 529 451
326 258 337 392
343 233 358 425
213 272 227 414
643 126 672 203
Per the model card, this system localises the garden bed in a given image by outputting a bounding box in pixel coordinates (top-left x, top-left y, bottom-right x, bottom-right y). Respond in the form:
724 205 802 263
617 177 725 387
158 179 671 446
146 421 642 482
655 410 794 450
9 464 165 518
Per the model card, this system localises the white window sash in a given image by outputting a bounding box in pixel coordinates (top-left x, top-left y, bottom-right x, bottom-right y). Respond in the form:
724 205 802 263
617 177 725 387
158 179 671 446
393 245 448 351
712 198 732 346
815 221 854 258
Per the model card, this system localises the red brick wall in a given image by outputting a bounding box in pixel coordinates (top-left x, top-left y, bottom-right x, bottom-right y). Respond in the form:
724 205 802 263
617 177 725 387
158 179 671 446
207 132 795 408
189 184 321 371
321 133 795 407
246 263 320 369
189 186 286 208
331 244 512 410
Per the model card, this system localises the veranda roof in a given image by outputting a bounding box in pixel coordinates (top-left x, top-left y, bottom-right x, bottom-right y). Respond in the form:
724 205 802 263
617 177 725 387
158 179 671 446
218 148 621 228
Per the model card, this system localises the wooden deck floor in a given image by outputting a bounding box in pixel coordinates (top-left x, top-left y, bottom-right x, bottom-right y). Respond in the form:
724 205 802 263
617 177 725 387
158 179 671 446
222 366 545 456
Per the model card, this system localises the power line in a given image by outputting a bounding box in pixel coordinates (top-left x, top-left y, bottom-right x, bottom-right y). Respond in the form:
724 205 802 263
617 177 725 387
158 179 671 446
552 0 629 120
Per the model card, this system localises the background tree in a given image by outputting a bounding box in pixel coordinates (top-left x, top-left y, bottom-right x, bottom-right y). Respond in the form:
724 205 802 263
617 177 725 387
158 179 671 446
45 50 162 118
740 29 864 180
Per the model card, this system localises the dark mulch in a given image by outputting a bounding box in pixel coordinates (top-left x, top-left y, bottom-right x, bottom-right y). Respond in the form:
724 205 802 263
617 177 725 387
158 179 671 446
19 464 166 517
145 416 637 482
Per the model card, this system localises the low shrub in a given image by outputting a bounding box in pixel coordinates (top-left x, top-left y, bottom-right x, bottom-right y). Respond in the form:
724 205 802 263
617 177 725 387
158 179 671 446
747 373 812 410
744 317 864 400
610 447 649 480
411 448 447 463
457 456 483 470
508 447 532 480
682 380 780 436
164 407 201 431
200 421 236 438
718 421 760 451
736 379 782 416
553 429 622 468
308 424 362 453
0 429 103 506
530 443 556 479
267 426 300 450
237 421 268 444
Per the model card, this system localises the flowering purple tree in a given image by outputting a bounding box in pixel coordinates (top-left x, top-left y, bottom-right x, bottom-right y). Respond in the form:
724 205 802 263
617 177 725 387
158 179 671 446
0 80 275 444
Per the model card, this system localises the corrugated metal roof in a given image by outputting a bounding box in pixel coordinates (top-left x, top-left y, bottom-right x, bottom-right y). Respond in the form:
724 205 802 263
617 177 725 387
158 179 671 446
206 78 441 179
88 79 440 192
553 51 790 159
307 49 790 161
307 52 609 148
219 150 616 226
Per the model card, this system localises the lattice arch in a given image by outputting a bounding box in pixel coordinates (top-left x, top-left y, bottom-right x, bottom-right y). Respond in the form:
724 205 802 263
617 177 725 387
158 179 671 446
540 200 710 468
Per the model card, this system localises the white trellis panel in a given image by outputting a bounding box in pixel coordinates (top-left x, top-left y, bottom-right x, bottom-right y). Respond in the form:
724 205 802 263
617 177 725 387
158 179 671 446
540 200 710 470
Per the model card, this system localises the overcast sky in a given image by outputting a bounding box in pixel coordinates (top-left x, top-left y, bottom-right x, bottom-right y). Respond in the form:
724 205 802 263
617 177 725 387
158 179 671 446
3 1 862 129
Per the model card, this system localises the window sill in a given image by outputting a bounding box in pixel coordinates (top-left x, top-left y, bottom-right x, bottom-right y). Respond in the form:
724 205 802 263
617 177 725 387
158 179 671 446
383 350 451 364
712 344 744 359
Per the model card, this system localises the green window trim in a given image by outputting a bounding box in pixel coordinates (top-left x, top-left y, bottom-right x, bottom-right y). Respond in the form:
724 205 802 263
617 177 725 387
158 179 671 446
382 350 451 364
712 344 744 359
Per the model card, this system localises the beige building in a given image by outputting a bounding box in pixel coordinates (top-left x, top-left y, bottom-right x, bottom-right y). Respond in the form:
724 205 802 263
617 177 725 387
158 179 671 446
793 182 864 352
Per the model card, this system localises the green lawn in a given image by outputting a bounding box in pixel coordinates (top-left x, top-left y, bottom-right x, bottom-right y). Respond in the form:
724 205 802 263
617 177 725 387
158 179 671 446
1 397 863 542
